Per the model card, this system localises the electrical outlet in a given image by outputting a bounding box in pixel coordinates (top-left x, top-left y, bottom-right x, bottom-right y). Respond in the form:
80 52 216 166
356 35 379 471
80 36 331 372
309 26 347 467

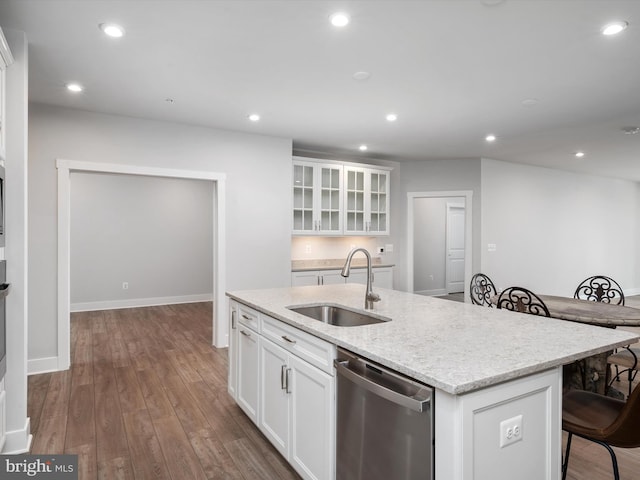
500 414 523 448
305 244 312 253
122 282 129 290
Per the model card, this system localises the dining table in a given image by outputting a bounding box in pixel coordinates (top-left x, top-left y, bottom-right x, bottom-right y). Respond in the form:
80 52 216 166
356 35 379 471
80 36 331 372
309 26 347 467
491 293 640 395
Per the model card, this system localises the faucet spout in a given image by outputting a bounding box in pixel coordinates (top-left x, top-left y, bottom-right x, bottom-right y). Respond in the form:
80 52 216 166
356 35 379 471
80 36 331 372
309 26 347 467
341 248 381 310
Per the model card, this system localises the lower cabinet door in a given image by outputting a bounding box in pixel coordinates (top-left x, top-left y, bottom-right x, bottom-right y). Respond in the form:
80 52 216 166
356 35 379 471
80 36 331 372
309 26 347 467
290 354 335 480
237 325 260 423
259 338 290 457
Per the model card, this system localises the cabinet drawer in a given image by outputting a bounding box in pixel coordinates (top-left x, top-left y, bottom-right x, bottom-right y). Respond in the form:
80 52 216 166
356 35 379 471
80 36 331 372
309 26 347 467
238 304 260 333
262 315 336 375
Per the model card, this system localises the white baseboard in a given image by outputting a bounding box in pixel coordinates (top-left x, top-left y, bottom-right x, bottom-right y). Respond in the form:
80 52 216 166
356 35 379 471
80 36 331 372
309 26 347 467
625 288 640 297
70 293 213 313
27 356 60 376
2 417 32 454
415 288 447 296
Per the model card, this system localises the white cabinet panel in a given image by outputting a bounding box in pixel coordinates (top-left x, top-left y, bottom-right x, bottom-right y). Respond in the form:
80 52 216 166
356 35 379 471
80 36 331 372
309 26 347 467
237 324 260 423
290 354 335 480
344 166 390 236
228 301 238 399
291 270 345 287
293 160 343 235
347 267 393 289
260 338 290 457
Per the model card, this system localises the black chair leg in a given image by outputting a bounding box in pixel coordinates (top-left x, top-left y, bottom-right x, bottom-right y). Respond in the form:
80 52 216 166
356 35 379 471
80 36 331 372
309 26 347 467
562 432 572 480
575 435 620 480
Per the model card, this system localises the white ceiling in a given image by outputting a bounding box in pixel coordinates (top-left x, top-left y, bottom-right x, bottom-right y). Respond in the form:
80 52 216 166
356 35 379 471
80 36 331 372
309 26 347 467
1 0 639 181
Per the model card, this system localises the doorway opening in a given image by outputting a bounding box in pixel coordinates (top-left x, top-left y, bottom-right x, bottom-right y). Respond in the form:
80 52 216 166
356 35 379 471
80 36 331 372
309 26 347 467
56 159 227 371
407 191 473 301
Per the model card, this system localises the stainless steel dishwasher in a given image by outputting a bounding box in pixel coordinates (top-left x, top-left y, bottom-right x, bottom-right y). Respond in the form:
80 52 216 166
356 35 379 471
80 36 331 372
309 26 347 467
335 348 434 480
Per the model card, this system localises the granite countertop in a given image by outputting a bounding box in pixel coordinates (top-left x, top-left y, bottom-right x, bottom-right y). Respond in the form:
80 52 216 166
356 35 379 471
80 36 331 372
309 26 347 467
291 258 395 271
227 284 639 395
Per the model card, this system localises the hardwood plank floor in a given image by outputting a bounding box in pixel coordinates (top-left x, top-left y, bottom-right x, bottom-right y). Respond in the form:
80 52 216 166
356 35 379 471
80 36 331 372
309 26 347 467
28 303 301 480
28 301 640 479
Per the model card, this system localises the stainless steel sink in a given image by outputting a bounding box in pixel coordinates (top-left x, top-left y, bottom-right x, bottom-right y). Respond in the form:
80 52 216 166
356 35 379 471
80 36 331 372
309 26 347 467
287 304 390 327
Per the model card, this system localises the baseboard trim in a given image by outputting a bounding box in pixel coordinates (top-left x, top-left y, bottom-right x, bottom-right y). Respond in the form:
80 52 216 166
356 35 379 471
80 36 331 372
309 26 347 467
2 417 32 454
625 288 640 297
415 288 447 296
27 357 60 376
70 293 213 313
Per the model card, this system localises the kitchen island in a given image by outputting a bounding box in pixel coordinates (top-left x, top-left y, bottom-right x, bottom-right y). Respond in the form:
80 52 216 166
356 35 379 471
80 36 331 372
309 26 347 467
226 284 638 480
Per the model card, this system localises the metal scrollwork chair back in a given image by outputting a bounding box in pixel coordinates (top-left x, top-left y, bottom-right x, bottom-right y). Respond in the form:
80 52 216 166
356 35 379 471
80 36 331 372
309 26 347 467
574 275 625 305
496 286 550 317
470 273 497 307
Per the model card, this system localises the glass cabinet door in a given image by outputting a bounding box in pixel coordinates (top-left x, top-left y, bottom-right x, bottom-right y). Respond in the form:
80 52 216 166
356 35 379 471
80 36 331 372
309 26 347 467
293 163 315 232
344 168 365 234
368 171 388 234
318 166 342 234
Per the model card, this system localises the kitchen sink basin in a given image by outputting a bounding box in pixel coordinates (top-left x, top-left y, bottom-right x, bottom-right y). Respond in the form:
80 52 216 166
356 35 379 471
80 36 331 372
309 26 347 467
287 304 390 327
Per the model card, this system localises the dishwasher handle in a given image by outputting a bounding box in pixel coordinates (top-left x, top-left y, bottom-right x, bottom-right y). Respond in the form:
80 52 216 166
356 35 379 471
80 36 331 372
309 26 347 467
334 359 432 412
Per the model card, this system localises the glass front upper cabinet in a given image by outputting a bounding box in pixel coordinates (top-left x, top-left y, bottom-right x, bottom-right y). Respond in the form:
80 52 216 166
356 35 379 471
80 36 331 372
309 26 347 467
293 160 343 235
343 166 390 235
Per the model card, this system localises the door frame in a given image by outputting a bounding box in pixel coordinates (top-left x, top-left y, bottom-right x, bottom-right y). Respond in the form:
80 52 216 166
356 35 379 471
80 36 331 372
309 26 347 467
56 159 227 371
407 190 473 300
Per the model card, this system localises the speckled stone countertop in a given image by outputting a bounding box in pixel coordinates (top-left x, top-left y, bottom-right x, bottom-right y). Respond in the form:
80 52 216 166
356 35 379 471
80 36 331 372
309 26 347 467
227 284 639 395
291 258 395 271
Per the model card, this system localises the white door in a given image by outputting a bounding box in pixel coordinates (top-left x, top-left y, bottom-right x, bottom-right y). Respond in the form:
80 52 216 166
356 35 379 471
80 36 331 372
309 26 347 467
445 203 466 293
289 354 335 480
237 325 260 423
259 338 290 458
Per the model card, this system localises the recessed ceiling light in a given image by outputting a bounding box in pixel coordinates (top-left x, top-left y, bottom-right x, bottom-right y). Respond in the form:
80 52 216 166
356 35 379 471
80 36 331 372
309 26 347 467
485 134 497 142
330 12 350 27
386 113 398 122
66 83 84 93
99 23 125 38
601 21 628 36
248 113 260 122
522 98 539 107
359 145 368 151
353 71 371 81
575 151 585 158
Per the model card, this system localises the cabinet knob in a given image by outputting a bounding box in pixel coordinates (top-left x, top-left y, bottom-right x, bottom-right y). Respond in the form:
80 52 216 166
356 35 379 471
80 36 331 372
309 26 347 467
282 335 297 345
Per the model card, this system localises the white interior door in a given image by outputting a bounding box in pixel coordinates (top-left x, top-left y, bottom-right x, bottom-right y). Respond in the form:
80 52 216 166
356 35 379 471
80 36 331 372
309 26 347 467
446 203 466 293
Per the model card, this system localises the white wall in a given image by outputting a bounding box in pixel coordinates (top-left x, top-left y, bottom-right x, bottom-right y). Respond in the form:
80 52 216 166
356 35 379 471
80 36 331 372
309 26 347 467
29 103 292 361
3 28 30 453
394 159 482 292
481 158 640 295
70 172 213 310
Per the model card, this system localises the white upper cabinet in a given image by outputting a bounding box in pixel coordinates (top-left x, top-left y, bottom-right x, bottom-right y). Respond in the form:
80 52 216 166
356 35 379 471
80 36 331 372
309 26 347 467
343 166 390 235
0 28 14 161
293 157 391 236
293 159 343 235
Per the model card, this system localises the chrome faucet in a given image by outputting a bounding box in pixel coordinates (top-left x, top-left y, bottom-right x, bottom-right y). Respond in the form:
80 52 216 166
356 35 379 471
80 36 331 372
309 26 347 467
341 247 381 310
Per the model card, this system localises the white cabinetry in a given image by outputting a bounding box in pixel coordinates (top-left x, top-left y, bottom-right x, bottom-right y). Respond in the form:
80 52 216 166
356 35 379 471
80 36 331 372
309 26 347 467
343 166 390 235
293 157 392 236
291 269 345 286
0 28 13 161
291 266 394 289
229 300 337 480
348 266 393 289
293 160 343 235
236 304 260 424
227 301 239 399
260 315 335 480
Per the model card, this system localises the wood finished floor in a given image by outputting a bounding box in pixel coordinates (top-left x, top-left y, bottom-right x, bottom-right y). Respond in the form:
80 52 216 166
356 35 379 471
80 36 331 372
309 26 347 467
28 303 301 480
28 302 640 479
